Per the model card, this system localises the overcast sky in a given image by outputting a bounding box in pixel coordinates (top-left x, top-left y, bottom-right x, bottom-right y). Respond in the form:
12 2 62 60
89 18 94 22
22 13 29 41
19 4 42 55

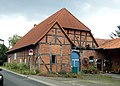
0 0 120 47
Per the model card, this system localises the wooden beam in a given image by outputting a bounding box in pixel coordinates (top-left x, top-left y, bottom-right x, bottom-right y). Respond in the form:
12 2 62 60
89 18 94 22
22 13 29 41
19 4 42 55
85 32 87 46
46 34 48 43
60 44 62 71
55 28 57 43
37 42 40 71
74 35 80 46
74 30 75 43
81 32 87 47
50 43 52 73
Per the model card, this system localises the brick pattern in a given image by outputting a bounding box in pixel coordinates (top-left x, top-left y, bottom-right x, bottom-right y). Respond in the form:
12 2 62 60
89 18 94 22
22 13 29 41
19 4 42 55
37 23 72 73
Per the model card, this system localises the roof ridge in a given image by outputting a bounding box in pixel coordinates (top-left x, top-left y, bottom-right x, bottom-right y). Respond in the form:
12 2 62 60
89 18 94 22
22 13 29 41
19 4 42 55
48 8 65 25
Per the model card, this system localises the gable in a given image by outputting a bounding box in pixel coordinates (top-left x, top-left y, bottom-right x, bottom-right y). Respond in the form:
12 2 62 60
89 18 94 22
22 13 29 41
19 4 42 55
40 21 74 46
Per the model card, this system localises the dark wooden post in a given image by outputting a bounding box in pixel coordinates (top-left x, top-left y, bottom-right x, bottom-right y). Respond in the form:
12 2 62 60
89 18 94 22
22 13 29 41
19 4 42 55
37 42 40 71
50 43 52 74
29 49 33 71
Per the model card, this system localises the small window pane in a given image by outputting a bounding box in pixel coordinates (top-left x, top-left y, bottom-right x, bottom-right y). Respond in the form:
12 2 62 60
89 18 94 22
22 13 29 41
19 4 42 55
52 55 56 64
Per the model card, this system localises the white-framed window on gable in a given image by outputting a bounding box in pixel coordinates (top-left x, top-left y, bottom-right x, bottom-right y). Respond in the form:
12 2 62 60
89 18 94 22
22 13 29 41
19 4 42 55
14 53 17 60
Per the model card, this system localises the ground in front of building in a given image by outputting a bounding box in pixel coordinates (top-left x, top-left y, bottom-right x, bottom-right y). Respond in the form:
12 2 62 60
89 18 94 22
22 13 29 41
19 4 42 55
30 74 120 86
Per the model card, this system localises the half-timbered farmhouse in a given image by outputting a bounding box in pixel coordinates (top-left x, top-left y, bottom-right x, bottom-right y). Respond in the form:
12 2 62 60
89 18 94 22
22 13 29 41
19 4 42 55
7 8 98 73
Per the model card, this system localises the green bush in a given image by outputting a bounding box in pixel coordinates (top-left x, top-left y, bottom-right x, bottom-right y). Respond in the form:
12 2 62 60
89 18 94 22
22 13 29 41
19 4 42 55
5 62 39 75
6 62 18 69
21 70 30 75
35 68 40 74
30 71 36 75
88 65 97 74
18 63 29 71
5 62 29 70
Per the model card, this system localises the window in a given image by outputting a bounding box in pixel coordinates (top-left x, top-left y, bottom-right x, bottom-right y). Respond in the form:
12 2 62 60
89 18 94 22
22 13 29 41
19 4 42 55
14 53 17 60
52 55 56 64
24 59 26 64
20 59 22 63
89 56 94 64
8 58 10 63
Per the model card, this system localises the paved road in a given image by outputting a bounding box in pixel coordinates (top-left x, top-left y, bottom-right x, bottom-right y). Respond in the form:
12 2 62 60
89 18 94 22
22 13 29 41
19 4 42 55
1 70 48 86
1 69 120 86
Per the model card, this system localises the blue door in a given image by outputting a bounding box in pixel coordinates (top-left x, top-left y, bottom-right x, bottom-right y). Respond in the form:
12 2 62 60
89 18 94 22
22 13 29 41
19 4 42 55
71 51 80 73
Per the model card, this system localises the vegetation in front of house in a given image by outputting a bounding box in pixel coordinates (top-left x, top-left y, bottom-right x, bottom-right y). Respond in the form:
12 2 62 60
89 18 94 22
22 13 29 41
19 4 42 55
4 62 38 75
4 62 84 78
3 62 120 86
3 61 99 77
82 65 98 74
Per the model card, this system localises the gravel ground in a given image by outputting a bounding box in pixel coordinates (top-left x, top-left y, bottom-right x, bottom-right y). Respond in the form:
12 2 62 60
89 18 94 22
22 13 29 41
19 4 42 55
42 75 120 86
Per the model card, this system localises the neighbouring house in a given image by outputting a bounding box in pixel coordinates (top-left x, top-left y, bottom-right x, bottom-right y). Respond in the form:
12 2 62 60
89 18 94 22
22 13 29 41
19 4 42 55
95 38 120 73
7 8 98 73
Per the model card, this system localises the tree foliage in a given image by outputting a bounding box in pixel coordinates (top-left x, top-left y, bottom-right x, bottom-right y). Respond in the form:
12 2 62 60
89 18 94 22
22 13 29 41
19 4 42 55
8 34 22 48
0 44 8 65
110 25 120 39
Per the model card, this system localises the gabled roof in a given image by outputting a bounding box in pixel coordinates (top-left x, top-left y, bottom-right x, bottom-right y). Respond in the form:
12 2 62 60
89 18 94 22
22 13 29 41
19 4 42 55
95 38 111 46
98 38 120 49
8 8 91 53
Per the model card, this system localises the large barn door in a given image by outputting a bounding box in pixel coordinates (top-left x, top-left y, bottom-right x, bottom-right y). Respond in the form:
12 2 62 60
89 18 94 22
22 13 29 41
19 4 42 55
71 51 80 73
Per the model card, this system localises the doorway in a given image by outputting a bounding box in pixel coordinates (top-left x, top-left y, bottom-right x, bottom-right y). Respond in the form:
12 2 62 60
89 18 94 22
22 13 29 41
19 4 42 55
71 51 80 73
97 59 102 71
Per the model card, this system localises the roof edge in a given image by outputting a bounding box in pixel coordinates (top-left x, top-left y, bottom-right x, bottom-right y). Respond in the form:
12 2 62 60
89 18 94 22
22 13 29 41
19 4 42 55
7 44 34 53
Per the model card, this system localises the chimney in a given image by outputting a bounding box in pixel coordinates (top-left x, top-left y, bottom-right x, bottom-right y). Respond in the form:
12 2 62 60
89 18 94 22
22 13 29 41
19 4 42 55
34 24 37 27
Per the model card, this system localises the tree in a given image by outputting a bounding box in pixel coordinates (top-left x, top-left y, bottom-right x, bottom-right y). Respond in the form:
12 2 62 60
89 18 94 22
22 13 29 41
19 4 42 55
0 44 8 65
110 25 120 39
8 34 22 48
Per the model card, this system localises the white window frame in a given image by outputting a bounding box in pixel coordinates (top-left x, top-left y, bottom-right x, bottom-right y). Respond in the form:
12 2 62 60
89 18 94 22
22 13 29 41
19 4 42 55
24 59 26 64
20 59 22 63
14 53 17 60
8 58 10 63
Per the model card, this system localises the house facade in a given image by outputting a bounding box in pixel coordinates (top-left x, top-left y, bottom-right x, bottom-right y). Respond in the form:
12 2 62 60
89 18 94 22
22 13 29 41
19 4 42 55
7 8 98 73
